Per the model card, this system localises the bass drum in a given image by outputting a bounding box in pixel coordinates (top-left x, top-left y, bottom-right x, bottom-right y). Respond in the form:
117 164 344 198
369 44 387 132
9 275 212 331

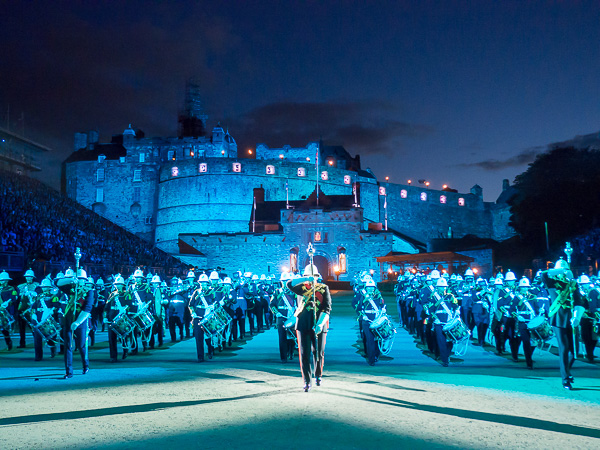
527 316 553 342
442 317 470 343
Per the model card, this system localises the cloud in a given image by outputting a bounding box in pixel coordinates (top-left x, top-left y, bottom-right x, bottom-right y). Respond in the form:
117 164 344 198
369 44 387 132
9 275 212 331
227 100 433 155
457 147 543 171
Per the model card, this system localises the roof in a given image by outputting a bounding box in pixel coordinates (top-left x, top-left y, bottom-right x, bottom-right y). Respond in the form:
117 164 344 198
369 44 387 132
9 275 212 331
375 251 475 264
64 143 127 163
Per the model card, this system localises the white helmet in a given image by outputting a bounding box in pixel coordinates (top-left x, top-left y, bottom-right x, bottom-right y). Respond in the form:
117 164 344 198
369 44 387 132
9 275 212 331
303 264 320 277
555 258 570 270
365 279 376 288
456 275 464 282
151 275 161 283
260 274 267 281
505 271 516 281
518 277 530 287
40 278 53 288
0 271 12 281
251 274 259 281
450 274 457 281
494 278 504 285
496 272 504 280
133 269 144 278
187 270 195 279
86 276 95 285
578 275 591 285
223 277 232 285
114 275 125 286
243 272 252 278
436 278 448 287
198 274 209 283
280 272 291 281
55 272 65 280
96 278 104 286
24 269 35 278
464 269 474 278
209 271 220 281
64 268 76 278
430 270 440 279
77 269 88 280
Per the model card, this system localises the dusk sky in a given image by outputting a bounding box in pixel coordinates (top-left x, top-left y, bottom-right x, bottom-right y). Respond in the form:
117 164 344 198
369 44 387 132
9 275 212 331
2 1 599 201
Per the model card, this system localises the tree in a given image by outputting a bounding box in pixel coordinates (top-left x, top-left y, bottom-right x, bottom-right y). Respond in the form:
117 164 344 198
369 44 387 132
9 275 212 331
508 147 600 254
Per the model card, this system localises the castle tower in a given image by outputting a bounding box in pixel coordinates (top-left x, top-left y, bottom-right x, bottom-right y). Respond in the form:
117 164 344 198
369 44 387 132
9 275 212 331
178 79 208 138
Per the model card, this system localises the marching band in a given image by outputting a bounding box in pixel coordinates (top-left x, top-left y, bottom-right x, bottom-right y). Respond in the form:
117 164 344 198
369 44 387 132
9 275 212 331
0 244 599 391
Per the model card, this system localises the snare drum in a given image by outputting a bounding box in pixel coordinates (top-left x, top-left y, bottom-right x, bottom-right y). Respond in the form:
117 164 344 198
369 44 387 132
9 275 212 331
369 314 396 341
132 309 155 331
527 316 553 342
200 309 223 337
442 317 470 343
34 313 61 342
109 312 136 340
0 308 14 331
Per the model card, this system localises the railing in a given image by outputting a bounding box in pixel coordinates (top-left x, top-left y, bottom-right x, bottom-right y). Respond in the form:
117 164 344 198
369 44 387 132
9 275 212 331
0 250 26 272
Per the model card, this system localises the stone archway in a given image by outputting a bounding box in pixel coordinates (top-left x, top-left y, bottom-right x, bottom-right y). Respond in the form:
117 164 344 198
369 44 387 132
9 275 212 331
304 254 330 279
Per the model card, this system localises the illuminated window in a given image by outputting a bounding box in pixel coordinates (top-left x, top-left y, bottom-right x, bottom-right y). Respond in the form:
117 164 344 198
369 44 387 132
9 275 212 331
133 169 141 182
171 167 179 177
327 159 335 166
344 175 351 185
189 149 194 157
290 248 299 273
420 192 427 201
379 186 386 196
321 171 328 181
96 168 105 182
458 197 465 206
314 231 322 242
232 163 241 172
298 167 306 177
266 165 275 175
139 153 145 163
95 188 104 203
440 195 447 204
338 248 347 273
400 189 407 198
199 163 207 173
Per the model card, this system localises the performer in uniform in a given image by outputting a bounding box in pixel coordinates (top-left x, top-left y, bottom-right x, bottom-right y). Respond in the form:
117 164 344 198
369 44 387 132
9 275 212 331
541 257 587 390
149 274 168 349
189 274 216 361
427 277 458 367
513 277 543 369
357 278 385 366
472 277 492 346
17 268 40 348
167 277 186 342
577 275 598 363
288 259 332 392
30 278 62 360
57 267 94 378
273 272 297 362
0 271 18 350
231 272 248 340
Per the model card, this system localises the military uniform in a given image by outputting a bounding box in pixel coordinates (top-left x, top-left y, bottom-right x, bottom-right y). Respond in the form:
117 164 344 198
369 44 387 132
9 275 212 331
272 284 297 362
189 286 216 361
581 288 600 362
1 284 18 350
428 290 458 366
357 288 385 366
30 289 62 360
288 277 332 389
17 280 40 347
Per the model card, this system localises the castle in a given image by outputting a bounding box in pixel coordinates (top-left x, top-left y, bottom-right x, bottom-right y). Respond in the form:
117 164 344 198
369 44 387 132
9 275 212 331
63 89 515 280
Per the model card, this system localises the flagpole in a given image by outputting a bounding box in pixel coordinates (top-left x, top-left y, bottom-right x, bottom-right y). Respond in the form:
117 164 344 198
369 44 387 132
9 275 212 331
286 180 289 209
252 196 256 232
316 142 319 207
384 193 388 231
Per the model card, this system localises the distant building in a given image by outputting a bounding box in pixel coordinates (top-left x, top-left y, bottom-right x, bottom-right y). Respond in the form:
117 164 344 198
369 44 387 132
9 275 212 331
0 127 50 175
63 92 515 279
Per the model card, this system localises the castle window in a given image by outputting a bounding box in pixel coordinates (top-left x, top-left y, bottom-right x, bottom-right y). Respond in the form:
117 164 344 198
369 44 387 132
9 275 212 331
119 157 126 163
400 189 407 198
199 163 207 173
379 186 386 196
133 169 141 182
458 197 465 206
189 149 194 157
266 165 275 175
314 231 322 242
338 248 347 273
232 162 241 173
139 153 145 163
297 167 306 177
420 192 427 201
133 187 141 202
96 188 104 203
168 150 174 161
440 195 447 204
344 175 351 185
97 154 106 163
290 248 299 273
171 167 179 177
321 171 328 181
144 216 153 225
96 168 105 182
